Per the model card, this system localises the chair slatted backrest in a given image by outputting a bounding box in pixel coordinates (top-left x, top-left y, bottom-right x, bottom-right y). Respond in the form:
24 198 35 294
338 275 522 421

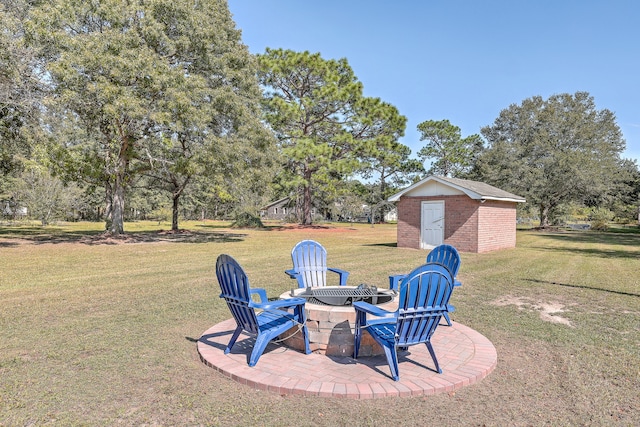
291 240 328 287
396 263 453 346
426 244 460 277
215 254 259 334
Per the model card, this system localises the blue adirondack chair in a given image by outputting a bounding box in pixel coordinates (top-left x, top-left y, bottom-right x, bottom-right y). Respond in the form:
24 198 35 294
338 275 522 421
285 240 349 288
389 244 461 326
216 254 311 366
354 263 454 381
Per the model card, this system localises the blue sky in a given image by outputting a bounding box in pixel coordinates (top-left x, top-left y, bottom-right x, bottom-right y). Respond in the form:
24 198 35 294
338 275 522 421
227 0 640 163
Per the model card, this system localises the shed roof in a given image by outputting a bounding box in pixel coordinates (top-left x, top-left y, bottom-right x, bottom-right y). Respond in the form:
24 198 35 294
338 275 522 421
388 176 526 203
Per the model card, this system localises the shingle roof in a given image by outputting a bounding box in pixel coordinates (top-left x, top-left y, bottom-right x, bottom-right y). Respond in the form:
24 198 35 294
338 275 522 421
388 175 526 203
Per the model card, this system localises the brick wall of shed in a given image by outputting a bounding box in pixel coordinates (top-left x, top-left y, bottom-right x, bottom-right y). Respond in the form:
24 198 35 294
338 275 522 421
477 201 517 252
443 195 479 253
397 195 480 252
396 197 422 250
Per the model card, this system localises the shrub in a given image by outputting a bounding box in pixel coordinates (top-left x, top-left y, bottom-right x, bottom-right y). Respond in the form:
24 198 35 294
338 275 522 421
151 207 172 224
230 212 264 228
589 207 613 231
14 169 83 226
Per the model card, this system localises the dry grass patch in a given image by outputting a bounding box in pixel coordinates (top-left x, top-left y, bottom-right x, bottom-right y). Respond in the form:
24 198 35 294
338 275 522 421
491 295 576 326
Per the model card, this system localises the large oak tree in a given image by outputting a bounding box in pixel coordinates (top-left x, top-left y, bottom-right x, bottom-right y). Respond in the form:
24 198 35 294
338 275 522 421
0 0 40 183
477 92 627 227
26 0 269 234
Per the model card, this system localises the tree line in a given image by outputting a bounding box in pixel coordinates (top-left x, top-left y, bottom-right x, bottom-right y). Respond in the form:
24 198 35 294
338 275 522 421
1 1 638 232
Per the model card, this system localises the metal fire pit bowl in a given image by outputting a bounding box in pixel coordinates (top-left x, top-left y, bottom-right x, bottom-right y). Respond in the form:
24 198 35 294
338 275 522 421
297 285 395 306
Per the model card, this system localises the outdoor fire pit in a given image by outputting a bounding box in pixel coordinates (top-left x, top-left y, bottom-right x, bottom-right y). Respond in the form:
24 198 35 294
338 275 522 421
298 284 395 306
278 285 397 357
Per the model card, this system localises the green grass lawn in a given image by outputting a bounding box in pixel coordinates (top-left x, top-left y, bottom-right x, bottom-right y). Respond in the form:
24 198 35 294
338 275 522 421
0 221 638 425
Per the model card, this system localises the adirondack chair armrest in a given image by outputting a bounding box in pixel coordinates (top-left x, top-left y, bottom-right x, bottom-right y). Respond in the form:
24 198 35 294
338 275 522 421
352 301 397 319
249 288 269 303
388 274 406 291
327 267 349 286
251 297 306 311
284 268 298 279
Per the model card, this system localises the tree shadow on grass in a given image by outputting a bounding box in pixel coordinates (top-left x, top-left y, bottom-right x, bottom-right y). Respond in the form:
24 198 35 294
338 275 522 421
529 244 640 260
0 240 20 248
0 226 65 237
531 232 640 259
363 242 398 248
524 278 640 298
535 230 640 246
198 223 293 232
0 228 246 245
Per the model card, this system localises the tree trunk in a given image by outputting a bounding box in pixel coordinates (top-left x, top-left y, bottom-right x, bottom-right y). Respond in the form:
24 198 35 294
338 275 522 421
302 169 313 225
539 204 550 228
109 175 125 235
302 185 312 225
170 177 189 231
104 181 113 231
172 194 180 232
107 139 129 235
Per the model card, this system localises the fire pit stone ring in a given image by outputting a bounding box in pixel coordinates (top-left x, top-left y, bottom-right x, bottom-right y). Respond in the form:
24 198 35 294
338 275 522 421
278 286 397 357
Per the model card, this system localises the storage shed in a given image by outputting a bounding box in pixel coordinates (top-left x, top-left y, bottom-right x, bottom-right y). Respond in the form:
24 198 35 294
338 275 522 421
388 176 526 253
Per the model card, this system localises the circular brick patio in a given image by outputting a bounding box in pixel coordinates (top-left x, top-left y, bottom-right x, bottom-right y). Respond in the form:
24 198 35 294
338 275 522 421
197 318 497 399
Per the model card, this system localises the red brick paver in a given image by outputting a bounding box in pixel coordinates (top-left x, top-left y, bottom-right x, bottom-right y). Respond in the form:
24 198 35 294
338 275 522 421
197 319 497 399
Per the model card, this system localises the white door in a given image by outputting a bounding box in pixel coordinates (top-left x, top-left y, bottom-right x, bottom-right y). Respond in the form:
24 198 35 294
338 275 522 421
420 201 444 249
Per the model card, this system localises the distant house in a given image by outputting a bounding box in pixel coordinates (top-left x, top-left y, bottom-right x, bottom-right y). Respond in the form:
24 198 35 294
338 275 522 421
384 207 398 222
2 200 27 219
260 197 318 221
367 203 397 223
388 176 525 253
260 197 294 220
